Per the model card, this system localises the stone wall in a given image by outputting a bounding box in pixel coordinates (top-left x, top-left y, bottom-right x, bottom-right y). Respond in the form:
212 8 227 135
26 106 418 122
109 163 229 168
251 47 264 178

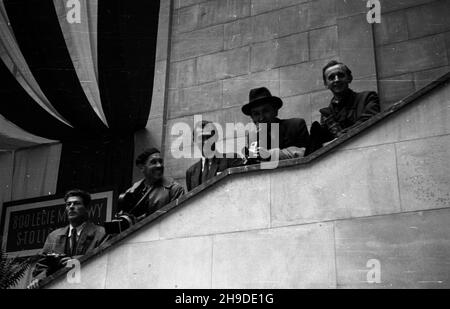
375 0 450 107
131 0 450 188
46 74 450 288
163 0 381 188
147 0 450 189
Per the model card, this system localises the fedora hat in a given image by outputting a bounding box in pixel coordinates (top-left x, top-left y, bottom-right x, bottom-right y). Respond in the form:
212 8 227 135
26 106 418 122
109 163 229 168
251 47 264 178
241 87 283 116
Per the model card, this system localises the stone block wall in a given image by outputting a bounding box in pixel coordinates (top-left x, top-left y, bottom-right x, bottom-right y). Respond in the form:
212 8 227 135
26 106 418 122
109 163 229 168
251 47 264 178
374 0 450 107
133 0 450 189
164 0 379 187
46 80 450 288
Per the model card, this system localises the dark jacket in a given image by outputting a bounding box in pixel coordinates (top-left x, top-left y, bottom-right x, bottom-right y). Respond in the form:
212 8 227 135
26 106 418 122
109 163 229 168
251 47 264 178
246 118 310 149
319 90 380 135
124 177 185 217
40 221 105 256
32 221 105 278
186 156 243 191
277 118 310 149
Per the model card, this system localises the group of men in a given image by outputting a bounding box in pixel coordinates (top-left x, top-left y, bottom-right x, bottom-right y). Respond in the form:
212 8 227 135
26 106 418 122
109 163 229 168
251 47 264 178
187 60 380 189
28 60 380 288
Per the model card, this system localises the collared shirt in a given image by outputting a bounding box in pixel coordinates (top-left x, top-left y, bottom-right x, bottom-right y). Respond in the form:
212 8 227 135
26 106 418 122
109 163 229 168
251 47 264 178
202 156 216 173
201 156 206 172
68 222 86 240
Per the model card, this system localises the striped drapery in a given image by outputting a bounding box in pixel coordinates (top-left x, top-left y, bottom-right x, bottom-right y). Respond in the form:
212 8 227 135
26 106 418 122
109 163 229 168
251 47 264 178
0 0 160 193
53 0 108 127
0 0 71 127
0 113 57 150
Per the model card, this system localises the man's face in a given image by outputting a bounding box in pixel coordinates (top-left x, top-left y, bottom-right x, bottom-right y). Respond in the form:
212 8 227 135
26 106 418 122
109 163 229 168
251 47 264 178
249 103 278 125
140 152 164 182
324 64 351 95
197 133 216 157
65 196 87 223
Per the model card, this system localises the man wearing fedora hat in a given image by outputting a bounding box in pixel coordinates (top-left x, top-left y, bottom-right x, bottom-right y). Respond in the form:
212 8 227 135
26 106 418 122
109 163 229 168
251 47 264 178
242 87 310 162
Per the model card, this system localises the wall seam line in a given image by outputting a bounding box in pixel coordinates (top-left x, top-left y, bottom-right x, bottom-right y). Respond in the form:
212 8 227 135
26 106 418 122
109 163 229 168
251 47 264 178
394 143 404 213
153 205 450 242
332 221 339 289
210 235 215 288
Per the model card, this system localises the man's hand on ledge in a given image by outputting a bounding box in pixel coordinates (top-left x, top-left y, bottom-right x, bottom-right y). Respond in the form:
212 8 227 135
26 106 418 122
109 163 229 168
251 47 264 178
59 256 72 267
257 147 306 161
60 256 82 267
281 147 305 159
256 147 272 160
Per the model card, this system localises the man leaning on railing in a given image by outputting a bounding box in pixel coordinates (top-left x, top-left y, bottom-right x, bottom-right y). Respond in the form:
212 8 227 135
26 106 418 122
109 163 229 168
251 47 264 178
241 87 310 163
306 60 381 155
104 148 185 235
27 189 105 289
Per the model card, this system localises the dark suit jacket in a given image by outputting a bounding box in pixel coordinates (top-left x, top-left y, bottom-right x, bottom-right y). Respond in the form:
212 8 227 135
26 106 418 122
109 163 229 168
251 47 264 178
186 156 243 191
277 118 310 149
32 221 105 278
40 221 105 256
124 177 185 217
319 90 380 131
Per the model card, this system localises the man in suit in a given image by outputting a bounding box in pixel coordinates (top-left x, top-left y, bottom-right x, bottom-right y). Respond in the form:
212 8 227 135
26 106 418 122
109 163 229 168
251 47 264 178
118 148 185 218
306 60 380 155
241 87 310 162
27 189 105 288
186 120 243 191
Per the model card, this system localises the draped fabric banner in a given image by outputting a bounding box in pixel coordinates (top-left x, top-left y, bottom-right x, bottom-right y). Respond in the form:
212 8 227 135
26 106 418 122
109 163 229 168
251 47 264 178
3 0 108 136
0 0 71 127
52 0 108 127
0 58 74 141
0 114 57 150
0 0 160 195
11 143 61 201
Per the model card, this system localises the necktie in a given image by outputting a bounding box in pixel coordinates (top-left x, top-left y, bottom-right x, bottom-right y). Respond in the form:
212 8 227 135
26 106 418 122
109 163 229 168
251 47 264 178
201 159 210 183
70 228 77 256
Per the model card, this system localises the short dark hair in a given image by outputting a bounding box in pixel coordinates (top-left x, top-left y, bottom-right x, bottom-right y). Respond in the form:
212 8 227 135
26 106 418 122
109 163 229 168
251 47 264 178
64 189 91 206
193 120 216 142
135 148 160 166
322 60 353 85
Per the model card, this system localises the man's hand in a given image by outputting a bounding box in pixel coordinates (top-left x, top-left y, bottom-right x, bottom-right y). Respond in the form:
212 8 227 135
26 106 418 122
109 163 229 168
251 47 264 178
256 147 272 160
27 279 40 289
59 256 73 267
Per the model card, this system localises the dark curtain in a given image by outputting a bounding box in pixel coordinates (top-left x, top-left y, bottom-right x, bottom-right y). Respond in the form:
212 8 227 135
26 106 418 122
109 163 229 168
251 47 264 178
0 60 73 140
57 135 134 194
2 0 160 194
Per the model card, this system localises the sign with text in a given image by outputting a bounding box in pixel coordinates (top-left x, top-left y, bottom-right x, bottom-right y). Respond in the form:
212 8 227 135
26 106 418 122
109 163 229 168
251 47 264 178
1 191 113 257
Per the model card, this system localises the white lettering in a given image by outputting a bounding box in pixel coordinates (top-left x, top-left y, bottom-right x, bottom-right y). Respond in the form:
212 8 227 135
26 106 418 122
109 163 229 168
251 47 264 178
366 258 381 283
366 0 381 24
66 259 81 284
66 0 81 24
